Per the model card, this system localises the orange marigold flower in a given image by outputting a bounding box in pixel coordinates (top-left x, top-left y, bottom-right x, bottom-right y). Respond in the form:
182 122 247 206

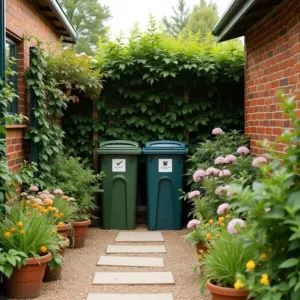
57 222 63 229
48 206 53 211
20 229 25 235
17 222 23 227
59 213 64 217
32 203 38 208
54 213 59 217
26 200 31 205
40 246 47 253
10 227 16 233
218 216 225 223
208 219 214 225
4 232 11 238
246 260 256 271
206 233 212 240
260 253 268 261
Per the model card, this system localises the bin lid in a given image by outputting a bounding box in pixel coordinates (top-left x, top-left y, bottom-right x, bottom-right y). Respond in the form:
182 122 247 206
98 140 142 155
143 140 189 154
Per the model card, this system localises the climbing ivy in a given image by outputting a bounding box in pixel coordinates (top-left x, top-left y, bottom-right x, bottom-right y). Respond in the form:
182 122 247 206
64 18 245 159
26 40 102 184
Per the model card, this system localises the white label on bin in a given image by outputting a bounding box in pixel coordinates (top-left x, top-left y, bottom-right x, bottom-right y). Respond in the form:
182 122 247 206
159 159 172 173
112 159 126 172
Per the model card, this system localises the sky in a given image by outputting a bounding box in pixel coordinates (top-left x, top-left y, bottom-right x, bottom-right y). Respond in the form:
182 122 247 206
100 0 233 39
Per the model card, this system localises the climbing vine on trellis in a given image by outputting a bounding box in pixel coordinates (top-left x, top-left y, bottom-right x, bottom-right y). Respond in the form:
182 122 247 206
64 18 245 160
26 39 102 184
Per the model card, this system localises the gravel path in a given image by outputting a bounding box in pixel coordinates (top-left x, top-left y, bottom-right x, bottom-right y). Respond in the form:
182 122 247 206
28 226 210 300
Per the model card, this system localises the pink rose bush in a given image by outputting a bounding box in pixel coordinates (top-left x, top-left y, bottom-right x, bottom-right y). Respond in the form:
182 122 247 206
193 169 206 183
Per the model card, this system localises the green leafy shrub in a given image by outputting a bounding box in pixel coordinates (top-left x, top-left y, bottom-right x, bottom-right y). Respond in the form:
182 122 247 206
231 93 300 299
47 155 103 221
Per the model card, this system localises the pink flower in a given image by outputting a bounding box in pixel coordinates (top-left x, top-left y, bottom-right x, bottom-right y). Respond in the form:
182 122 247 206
39 194 49 200
42 190 50 194
215 186 225 195
212 128 224 135
252 156 268 168
224 155 237 164
227 191 233 197
215 156 225 165
187 219 201 229
29 185 39 192
188 191 201 199
265 208 271 213
219 169 231 177
69 197 75 202
34 198 43 205
227 219 246 234
26 195 34 200
205 167 220 176
237 147 250 155
217 203 229 215
44 198 53 205
193 169 206 183
20 192 27 197
53 189 64 195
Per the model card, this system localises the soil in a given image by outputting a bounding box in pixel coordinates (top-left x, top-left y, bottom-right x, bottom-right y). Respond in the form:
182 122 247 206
10 226 211 300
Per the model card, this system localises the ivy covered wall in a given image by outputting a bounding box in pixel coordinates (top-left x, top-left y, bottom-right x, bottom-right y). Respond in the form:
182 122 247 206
63 20 245 160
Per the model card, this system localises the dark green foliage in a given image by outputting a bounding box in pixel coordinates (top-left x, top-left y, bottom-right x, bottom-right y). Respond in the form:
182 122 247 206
64 18 244 160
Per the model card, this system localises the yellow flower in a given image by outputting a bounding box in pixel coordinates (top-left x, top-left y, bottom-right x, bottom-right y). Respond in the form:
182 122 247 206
206 233 212 240
208 219 214 225
260 274 270 286
48 206 53 211
54 213 59 217
220 222 225 227
57 222 63 229
27 212 32 216
234 280 244 290
246 260 256 271
10 227 16 233
59 213 64 217
26 200 31 205
40 246 47 253
32 203 38 208
216 233 220 238
4 232 11 238
20 229 25 235
225 214 231 219
218 217 225 223
260 253 268 261
17 221 23 227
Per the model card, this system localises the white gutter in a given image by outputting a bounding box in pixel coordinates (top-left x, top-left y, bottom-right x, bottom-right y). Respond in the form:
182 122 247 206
48 0 77 43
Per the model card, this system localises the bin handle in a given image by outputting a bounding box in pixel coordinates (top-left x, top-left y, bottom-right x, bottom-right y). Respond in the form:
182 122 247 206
100 140 139 147
112 175 128 183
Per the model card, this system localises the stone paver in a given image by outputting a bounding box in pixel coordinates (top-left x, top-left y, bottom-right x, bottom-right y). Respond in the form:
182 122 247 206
115 232 164 242
87 294 174 300
97 256 164 267
93 272 175 285
106 245 167 254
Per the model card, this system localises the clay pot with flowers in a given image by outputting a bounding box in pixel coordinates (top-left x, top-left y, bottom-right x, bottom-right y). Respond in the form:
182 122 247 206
0 203 60 299
200 220 258 300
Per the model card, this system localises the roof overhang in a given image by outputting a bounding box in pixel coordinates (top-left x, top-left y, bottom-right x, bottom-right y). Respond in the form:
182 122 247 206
34 0 77 43
212 0 285 42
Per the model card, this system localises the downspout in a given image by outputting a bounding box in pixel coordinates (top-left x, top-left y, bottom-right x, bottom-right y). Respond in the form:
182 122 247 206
48 0 77 43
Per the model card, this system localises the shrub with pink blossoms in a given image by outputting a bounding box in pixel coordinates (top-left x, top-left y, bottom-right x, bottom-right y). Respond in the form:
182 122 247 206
219 170 231 177
193 169 206 183
187 219 201 229
252 156 268 168
227 218 245 234
224 155 237 164
212 128 224 135
217 203 229 215
237 146 250 155
215 156 225 165
188 190 201 199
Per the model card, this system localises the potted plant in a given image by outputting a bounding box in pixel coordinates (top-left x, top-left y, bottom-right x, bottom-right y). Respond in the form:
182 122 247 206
0 205 59 298
43 235 69 282
200 229 258 300
47 155 103 248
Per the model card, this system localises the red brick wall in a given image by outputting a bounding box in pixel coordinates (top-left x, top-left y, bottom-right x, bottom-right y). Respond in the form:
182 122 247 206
244 0 300 155
5 0 60 171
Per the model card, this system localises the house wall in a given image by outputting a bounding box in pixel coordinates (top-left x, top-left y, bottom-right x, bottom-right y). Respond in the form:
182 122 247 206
245 0 300 155
5 0 60 172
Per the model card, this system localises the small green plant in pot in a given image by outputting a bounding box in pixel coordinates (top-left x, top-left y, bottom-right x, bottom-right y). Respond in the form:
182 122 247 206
200 227 258 300
0 205 59 299
47 155 104 248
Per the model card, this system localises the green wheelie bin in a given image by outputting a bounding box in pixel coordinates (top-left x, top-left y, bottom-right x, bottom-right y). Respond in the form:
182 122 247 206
143 140 189 230
98 140 141 230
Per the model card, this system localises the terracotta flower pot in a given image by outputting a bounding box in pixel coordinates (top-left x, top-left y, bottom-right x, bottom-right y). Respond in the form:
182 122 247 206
206 281 249 300
3 252 52 299
72 219 91 248
43 238 69 282
57 222 71 238
196 242 208 257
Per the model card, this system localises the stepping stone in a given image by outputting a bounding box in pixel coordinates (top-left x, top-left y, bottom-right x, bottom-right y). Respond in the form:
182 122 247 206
93 272 175 285
97 256 164 267
115 231 164 242
106 245 167 254
87 294 174 300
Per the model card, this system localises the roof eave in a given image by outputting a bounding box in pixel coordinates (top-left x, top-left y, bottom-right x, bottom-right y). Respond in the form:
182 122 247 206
213 0 256 42
48 0 77 43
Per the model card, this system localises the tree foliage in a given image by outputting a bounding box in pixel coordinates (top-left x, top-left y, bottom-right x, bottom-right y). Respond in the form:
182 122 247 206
162 0 190 37
182 0 219 39
58 0 111 55
64 17 244 160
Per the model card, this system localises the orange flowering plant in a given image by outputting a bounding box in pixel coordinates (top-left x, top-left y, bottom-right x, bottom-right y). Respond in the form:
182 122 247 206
0 205 59 261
